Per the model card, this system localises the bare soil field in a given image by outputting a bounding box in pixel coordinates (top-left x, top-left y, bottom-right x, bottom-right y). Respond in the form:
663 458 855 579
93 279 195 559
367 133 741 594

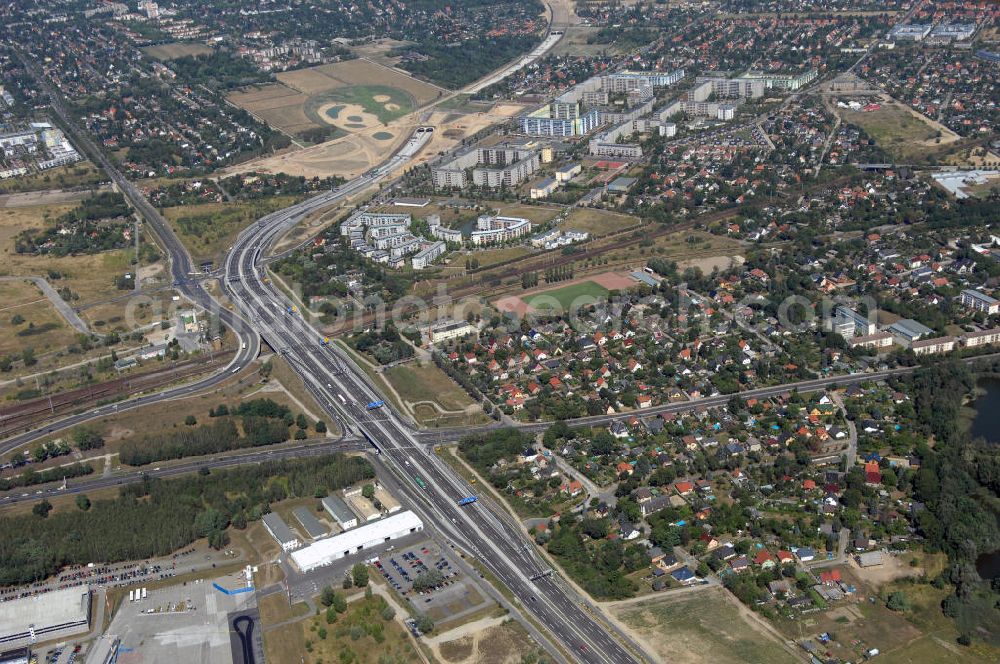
431 619 548 664
142 42 213 60
313 59 445 104
227 95 527 181
677 254 744 274
227 84 317 137
0 185 109 208
350 38 414 67
614 587 798 664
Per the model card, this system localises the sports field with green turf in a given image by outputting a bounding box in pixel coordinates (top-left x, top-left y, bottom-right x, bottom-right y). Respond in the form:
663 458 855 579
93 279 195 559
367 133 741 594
524 280 609 311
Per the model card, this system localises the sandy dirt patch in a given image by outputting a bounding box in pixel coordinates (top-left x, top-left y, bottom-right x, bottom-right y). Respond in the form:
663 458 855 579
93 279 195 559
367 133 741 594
385 103 400 111
225 98 527 183
136 262 164 284
372 94 391 103
276 68 340 96
590 271 639 290
677 254 744 274
0 186 109 208
847 553 924 587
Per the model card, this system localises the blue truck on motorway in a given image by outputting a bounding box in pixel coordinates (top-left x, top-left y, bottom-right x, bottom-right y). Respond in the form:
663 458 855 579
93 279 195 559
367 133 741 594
458 496 477 506
366 400 385 410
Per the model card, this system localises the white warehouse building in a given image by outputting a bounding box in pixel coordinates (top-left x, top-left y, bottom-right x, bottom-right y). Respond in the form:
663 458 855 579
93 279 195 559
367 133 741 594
290 510 424 572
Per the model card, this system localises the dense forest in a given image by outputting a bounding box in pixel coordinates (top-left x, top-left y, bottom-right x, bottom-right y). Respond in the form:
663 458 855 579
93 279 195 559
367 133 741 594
891 360 1000 640
0 454 374 586
166 51 270 89
396 34 540 89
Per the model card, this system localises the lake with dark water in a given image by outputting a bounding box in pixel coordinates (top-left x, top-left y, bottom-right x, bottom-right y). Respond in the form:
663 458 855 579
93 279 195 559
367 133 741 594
969 377 1000 578
968 377 1000 444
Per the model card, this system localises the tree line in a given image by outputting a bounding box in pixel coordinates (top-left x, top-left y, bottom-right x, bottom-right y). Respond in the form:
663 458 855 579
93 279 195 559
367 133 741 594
0 454 374 586
119 398 316 466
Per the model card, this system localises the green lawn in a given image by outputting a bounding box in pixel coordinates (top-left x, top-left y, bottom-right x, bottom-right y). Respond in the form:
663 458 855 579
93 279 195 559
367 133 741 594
384 362 476 413
525 281 609 311
304 85 415 125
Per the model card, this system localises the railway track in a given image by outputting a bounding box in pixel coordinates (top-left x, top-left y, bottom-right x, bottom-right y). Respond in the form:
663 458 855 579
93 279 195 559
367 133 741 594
0 352 235 434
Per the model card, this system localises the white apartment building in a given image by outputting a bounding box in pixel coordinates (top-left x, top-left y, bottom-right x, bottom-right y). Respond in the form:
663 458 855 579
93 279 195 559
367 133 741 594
470 215 531 246
960 289 999 315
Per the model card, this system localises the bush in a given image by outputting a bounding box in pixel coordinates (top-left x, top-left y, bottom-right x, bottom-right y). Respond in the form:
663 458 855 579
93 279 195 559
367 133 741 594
184 415 197 426
72 426 104 451
886 591 910 612
414 614 434 634
352 563 369 588
380 606 395 621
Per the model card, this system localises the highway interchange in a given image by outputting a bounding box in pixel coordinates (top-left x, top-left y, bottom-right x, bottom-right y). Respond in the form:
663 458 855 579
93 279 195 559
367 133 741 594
9 39 1000 664
219 127 650 663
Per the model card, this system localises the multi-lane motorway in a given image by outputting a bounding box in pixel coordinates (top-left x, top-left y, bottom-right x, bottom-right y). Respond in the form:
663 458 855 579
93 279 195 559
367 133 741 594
12 40 1000 664
221 166 649 662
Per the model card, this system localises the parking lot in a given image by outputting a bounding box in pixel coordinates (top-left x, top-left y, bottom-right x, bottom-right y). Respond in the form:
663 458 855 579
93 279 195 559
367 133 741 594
373 540 490 623
375 541 457 597
43 644 82 664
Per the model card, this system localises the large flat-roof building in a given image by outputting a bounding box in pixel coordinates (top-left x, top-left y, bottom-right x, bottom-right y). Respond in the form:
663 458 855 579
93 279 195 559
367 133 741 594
470 215 531 246
888 318 935 347
835 305 877 337
431 146 541 190
961 327 1000 348
888 23 933 41
429 319 477 344
529 177 559 200
0 648 30 664
848 331 894 350
692 76 765 100
0 587 91 650
290 511 424 572
411 241 446 270
262 512 301 552
911 336 956 356
522 69 684 137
